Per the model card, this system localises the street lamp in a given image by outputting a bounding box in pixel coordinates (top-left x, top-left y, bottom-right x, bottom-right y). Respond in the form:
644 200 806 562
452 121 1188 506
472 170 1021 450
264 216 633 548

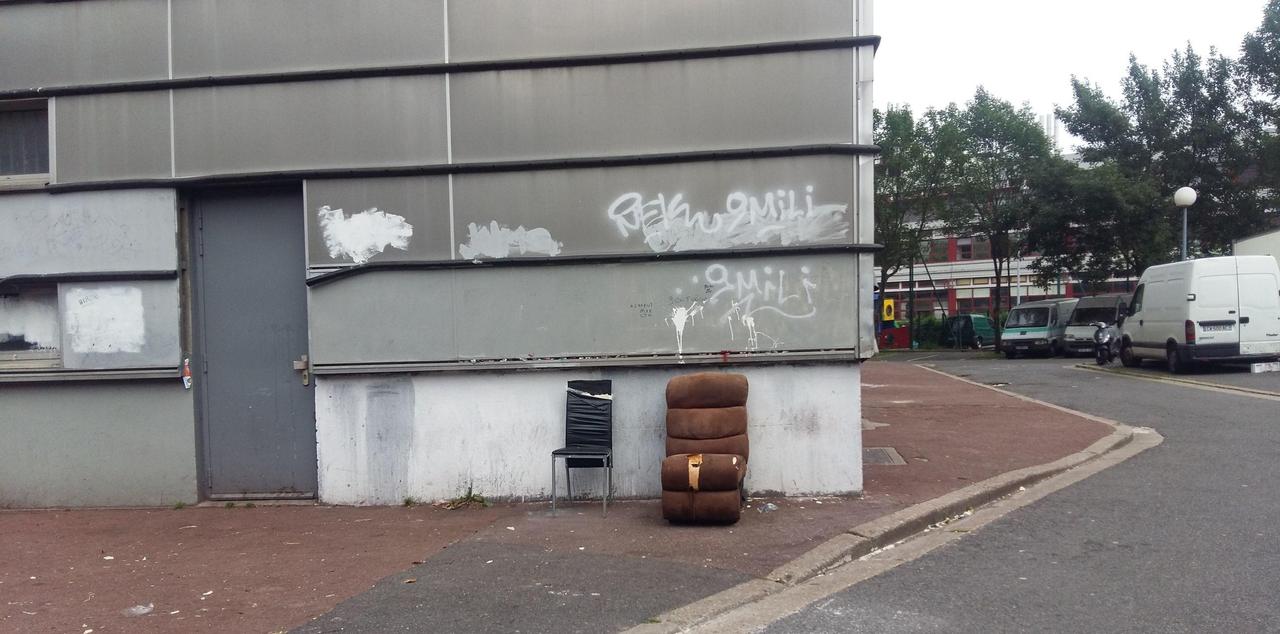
1174 186 1197 260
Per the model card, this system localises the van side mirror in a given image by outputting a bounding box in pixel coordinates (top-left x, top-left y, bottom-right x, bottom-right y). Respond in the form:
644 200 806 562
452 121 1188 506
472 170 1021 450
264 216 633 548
1117 314 1126 327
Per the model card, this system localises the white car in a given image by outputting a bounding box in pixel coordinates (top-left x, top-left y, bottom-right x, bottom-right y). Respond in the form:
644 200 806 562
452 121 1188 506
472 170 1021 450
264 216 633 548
1120 256 1280 373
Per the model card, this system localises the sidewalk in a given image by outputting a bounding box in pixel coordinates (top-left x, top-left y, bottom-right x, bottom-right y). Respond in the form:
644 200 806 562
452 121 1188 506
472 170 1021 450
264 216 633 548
0 362 1115 633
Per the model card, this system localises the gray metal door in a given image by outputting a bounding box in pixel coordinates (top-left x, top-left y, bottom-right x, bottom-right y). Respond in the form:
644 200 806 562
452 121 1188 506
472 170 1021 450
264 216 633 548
193 188 316 498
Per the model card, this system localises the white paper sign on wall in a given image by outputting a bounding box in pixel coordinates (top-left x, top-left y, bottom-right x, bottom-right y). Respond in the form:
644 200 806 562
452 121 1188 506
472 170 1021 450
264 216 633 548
63 286 146 354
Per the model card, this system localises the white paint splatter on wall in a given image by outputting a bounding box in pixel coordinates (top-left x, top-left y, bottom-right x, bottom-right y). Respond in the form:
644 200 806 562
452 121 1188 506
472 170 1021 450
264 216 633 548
667 302 703 358
459 221 563 259
64 286 145 354
724 301 772 351
607 186 849 253
318 206 414 264
0 291 59 350
665 263 818 353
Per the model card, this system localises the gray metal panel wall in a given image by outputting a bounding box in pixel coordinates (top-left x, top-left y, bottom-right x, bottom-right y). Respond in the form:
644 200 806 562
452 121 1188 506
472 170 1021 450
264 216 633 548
448 0 856 61
58 279 182 370
452 155 859 259
172 0 446 77
0 382 197 507
0 189 177 278
0 0 168 92
856 0 876 355
450 50 855 162
308 253 859 365
54 91 172 182
304 177 453 266
173 77 448 177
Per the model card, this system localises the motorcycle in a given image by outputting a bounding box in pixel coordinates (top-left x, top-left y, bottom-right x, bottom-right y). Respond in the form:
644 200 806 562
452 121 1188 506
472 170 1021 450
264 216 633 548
1092 321 1120 365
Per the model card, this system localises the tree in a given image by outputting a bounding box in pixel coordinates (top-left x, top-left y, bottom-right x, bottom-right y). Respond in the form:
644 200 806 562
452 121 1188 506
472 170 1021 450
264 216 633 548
873 105 961 322
1027 161 1170 292
939 88 1055 346
1058 41 1273 258
1242 0 1280 214
1242 0 1280 118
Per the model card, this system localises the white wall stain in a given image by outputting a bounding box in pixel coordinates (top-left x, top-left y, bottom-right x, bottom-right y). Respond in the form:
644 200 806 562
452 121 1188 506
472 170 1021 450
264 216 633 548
64 286 145 354
314 365 863 503
667 302 703 358
318 206 414 264
607 186 849 253
0 292 59 350
458 221 563 259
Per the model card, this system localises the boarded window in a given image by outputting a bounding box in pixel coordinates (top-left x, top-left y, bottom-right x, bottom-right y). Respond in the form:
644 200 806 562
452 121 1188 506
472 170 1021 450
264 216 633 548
0 100 48 177
0 285 60 368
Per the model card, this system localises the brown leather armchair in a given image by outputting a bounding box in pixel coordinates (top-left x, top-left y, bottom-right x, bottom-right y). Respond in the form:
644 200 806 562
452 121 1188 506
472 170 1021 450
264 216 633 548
660 372 748 523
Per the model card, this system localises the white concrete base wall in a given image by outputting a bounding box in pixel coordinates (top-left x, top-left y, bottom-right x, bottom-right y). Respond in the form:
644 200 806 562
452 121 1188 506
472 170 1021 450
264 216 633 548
315 363 862 505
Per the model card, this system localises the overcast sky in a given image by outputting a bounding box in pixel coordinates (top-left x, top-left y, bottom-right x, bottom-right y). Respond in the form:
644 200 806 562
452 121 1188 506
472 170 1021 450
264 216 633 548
874 0 1270 147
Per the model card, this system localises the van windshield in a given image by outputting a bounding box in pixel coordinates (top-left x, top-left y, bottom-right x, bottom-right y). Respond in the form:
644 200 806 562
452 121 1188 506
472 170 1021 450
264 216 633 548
1069 307 1116 325
1006 308 1049 328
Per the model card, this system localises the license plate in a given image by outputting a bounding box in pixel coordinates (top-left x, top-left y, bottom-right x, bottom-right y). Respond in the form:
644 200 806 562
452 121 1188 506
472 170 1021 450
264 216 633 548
1016 346 1028 350
1202 324 1233 332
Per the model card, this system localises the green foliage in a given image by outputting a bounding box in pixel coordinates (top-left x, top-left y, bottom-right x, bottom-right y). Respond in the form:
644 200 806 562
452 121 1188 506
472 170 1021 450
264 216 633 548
912 314 944 347
440 485 489 510
873 103 965 325
939 88 1056 344
1242 0 1280 118
1057 28 1276 258
1027 161 1170 287
172 501 187 510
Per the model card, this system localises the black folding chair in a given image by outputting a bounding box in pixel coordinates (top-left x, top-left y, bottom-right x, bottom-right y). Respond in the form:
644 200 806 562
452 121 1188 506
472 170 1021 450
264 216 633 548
551 380 613 516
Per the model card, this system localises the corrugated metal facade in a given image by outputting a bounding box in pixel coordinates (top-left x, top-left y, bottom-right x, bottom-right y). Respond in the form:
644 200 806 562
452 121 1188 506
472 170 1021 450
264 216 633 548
0 0 877 505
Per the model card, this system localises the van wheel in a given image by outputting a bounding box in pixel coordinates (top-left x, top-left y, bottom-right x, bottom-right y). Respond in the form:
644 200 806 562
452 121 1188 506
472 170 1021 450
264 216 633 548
1120 342 1140 368
1166 344 1185 374
1005 350 1017 360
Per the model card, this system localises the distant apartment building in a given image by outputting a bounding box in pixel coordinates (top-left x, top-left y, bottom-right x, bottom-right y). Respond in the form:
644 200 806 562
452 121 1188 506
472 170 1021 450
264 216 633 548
877 234 1077 320
877 228 1137 321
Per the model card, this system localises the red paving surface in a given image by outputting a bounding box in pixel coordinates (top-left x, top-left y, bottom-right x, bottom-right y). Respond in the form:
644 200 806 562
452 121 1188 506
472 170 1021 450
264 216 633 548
0 362 1112 633
861 363 1112 504
0 505 515 633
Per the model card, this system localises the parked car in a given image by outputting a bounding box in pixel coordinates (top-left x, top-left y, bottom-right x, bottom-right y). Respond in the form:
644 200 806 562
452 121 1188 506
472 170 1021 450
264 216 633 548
1062 294 1129 356
1120 255 1280 373
940 314 997 349
1001 298 1079 358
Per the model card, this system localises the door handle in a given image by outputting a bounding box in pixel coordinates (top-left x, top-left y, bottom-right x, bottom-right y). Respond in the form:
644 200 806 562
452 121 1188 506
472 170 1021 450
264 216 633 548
1240 317 1250 324
292 354 311 386
1139 319 1144 326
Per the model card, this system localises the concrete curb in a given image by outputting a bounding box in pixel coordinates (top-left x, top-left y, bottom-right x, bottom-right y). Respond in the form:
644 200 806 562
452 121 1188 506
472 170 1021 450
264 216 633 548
1074 363 1280 399
626 364 1138 634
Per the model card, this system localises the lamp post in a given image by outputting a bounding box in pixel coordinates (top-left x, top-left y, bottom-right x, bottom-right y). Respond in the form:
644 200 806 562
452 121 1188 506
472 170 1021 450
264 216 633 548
1174 186 1197 260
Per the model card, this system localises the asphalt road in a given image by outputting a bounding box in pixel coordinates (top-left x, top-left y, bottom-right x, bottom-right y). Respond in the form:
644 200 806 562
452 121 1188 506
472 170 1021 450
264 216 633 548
767 357 1280 633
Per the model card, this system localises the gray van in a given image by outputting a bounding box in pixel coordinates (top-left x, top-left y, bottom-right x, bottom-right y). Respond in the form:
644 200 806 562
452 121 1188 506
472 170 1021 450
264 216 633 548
1062 294 1129 356
1002 298 1079 358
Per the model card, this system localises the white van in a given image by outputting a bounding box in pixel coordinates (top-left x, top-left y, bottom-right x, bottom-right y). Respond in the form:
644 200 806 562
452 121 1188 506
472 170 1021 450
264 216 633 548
1120 256 1280 373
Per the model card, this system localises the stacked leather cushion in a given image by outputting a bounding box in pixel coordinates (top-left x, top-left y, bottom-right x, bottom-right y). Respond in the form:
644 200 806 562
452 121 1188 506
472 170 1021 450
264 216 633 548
661 372 748 524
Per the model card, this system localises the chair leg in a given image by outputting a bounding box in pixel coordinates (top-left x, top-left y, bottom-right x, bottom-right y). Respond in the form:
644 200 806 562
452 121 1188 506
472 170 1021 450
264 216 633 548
603 462 611 518
565 462 573 503
551 456 557 515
